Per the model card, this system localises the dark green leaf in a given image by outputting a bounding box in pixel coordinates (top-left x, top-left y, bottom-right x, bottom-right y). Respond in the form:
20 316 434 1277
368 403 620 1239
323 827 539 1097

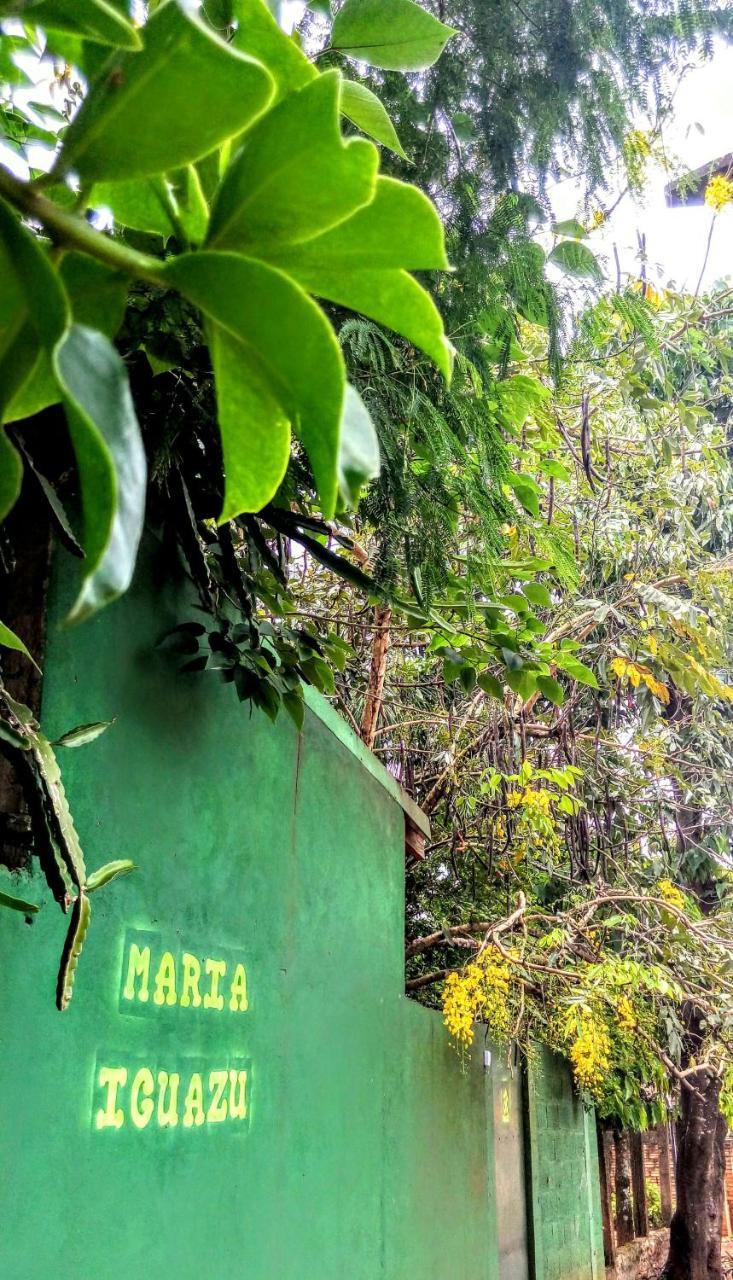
536 673 564 705
53 325 147 622
506 668 537 700
477 670 503 699
0 717 31 750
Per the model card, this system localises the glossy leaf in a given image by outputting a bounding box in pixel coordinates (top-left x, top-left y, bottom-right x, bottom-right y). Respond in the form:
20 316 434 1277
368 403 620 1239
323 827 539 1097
92 178 178 237
86 858 135 892
554 651 599 688
340 79 408 159
232 0 315 101
548 239 603 283
268 176 448 271
330 0 457 70
338 384 380 507
0 197 68 419
165 252 345 518
59 1 275 182
208 72 378 252
53 325 147 622
5 253 128 424
0 619 40 670
27 0 142 49
536 673 564 705
209 323 291 520
264 176 452 377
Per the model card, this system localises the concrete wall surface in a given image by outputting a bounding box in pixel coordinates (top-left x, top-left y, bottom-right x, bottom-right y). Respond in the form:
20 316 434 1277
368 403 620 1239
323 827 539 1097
0 552 601 1279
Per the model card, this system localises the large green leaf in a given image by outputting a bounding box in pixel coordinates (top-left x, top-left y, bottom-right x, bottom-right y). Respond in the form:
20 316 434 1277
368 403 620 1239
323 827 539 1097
264 177 452 377
208 71 378 252
340 79 408 159
165 252 345 518
232 0 315 101
209 323 291 520
27 0 142 48
92 177 178 237
0 198 68 514
59 1 274 182
296 265 452 380
337 384 380 507
53 325 147 622
267 176 449 270
5 253 128 424
548 239 603 283
330 0 457 70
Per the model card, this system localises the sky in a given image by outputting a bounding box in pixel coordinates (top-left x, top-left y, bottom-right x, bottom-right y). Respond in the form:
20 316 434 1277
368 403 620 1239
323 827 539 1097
548 40 733 294
2 11 731 293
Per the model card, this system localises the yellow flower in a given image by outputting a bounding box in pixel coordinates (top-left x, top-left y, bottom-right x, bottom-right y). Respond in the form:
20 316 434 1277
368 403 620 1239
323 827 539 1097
657 879 686 912
616 994 636 1033
442 946 512 1048
562 1009 612 1093
705 174 733 214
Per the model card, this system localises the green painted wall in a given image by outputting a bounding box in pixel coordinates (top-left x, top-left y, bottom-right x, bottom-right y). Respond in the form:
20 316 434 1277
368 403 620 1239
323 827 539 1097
525 1048 605 1280
0 552 601 1279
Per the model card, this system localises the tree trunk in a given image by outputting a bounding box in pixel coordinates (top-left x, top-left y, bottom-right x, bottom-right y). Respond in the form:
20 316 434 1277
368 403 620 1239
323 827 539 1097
658 1122 674 1228
360 604 391 750
614 1128 635 1246
597 1121 616 1267
661 1067 726 1280
630 1130 649 1237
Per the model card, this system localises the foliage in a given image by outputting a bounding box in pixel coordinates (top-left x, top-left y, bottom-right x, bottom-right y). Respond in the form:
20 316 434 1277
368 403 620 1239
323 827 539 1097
311 278 733 1127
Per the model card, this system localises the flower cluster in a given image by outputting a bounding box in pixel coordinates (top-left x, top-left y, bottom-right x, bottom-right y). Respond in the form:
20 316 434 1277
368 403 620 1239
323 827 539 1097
610 655 670 704
565 1009 612 1092
507 785 552 815
657 878 686 912
442 945 512 1048
616 994 637 1033
705 174 733 214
